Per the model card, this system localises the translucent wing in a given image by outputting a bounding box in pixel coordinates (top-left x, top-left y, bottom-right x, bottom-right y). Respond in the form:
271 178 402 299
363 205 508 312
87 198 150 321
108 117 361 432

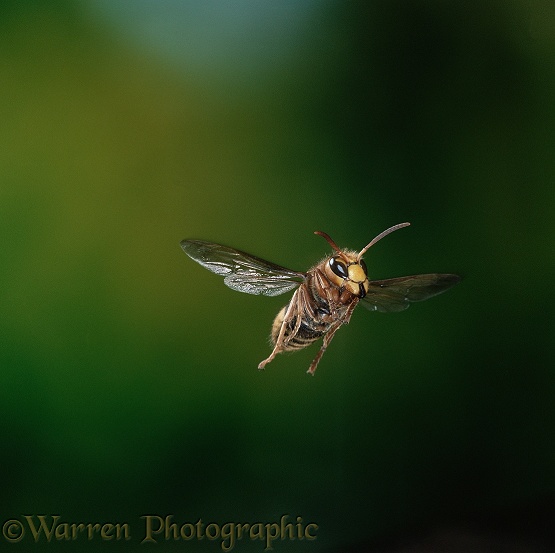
180 239 305 296
361 273 460 313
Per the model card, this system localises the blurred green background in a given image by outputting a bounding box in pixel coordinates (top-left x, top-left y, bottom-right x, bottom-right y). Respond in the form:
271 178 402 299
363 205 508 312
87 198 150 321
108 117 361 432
1 1 554 551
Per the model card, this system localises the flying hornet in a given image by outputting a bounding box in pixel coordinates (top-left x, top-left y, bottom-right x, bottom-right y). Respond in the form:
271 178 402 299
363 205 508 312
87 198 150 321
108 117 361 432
181 223 460 375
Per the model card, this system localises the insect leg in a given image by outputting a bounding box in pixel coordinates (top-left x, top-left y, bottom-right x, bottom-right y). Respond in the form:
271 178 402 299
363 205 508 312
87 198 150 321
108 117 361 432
283 285 313 347
306 321 342 376
258 289 301 370
342 297 359 324
306 299 358 375
284 295 302 348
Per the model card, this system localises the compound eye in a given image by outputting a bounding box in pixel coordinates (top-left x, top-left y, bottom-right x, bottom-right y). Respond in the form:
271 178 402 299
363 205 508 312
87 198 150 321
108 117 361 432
359 259 368 275
329 257 348 278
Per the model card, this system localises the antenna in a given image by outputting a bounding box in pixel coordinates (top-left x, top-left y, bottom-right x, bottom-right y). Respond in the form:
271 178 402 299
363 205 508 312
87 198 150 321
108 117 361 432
314 231 349 261
357 222 410 261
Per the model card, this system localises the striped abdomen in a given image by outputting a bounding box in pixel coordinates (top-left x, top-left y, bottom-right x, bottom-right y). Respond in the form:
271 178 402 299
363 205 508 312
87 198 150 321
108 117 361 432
270 305 331 352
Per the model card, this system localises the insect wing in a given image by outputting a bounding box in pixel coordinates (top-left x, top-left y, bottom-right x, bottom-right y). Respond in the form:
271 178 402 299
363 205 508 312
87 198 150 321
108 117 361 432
180 239 305 296
361 273 460 313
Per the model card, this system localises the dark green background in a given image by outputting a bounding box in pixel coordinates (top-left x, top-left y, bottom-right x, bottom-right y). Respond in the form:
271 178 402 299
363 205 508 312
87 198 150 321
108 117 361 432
1 1 554 551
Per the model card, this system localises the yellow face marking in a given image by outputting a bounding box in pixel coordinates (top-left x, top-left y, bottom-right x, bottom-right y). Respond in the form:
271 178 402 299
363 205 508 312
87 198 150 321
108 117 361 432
344 281 358 295
348 264 366 283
